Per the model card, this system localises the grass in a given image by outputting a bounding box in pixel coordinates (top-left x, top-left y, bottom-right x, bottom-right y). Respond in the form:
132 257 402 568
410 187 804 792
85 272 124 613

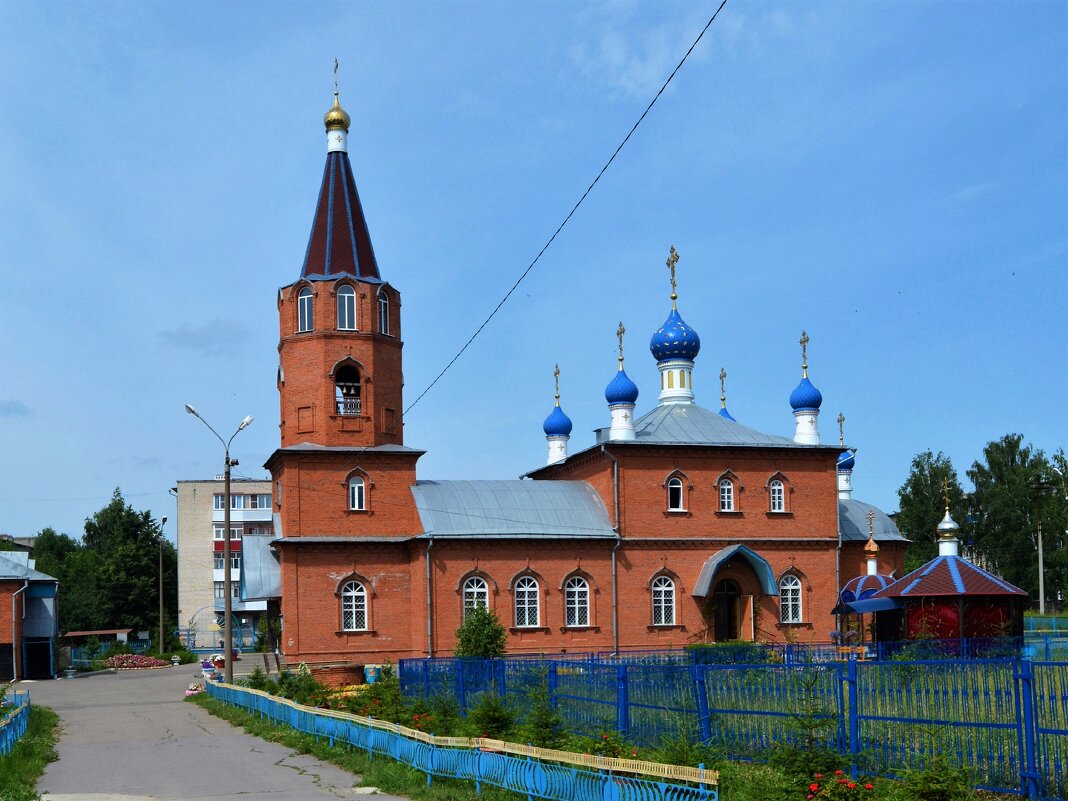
0 706 59 801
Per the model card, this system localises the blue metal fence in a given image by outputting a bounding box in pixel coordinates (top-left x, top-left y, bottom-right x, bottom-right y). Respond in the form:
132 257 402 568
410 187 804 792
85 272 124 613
0 691 30 757
206 681 718 801
400 655 1068 799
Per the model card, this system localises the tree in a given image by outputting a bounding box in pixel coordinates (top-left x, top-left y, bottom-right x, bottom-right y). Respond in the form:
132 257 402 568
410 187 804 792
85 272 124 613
967 436 1067 606
896 451 968 572
454 606 507 658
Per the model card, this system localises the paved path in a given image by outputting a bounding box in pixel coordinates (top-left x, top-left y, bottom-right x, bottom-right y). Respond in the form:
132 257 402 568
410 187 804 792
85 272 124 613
20 666 406 801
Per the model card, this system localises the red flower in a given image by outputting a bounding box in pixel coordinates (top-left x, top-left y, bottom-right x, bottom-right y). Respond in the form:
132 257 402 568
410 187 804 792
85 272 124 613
807 795 813 800
815 773 823 779
835 770 844 776
848 783 856 790
864 784 874 791
810 784 819 791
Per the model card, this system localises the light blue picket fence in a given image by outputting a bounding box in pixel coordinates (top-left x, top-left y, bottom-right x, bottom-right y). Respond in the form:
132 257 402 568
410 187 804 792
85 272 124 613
0 691 30 757
207 682 718 801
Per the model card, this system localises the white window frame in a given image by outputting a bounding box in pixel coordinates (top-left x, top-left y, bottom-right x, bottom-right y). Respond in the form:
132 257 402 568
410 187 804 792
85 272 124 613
250 493 272 509
230 494 245 510
213 553 224 570
564 576 590 627
213 494 224 510
337 284 356 330
349 476 366 511
298 287 314 332
780 574 802 624
651 576 676 626
463 576 489 618
667 477 685 511
770 479 785 512
719 479 735 512
341 580 368 631
378 291 390 335
514 576 540 628
213 582 225 600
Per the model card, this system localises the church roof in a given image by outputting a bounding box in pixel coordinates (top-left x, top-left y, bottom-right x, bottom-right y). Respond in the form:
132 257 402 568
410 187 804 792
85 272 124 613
631 402 809 448
872 554 1026 599
839 499 908 543
411 480 615 539
300 150 381 282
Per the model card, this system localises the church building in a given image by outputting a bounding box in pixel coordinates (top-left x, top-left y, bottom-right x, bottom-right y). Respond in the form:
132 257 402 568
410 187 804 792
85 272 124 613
254 90 907 664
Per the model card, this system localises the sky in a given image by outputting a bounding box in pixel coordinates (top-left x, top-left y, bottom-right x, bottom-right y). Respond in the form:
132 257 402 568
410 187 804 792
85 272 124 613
1 1 1065 545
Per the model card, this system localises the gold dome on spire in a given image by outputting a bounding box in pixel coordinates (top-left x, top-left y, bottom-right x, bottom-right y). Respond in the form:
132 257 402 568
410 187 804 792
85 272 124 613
324 92 351 132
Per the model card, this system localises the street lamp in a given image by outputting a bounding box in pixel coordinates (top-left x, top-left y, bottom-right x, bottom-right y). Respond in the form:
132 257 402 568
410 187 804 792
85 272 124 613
159 516 167 657
185 404 253 684
1033 477 1056 616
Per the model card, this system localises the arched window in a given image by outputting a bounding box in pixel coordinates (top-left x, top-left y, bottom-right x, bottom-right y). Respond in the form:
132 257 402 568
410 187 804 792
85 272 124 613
564 576 590 627
378 291 390 335
341 580 368 631
337 285 356 330
667 477 685 511
349 476 366 511
335 364 361 415
719 479 735 512
514 576 539 628
463 576 488 618
769 479 785 513
651 576 675 626
297 287 314 332
779 574 802 624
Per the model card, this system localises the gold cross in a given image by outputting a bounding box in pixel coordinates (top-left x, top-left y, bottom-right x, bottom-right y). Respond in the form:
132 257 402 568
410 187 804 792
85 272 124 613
616 321 625 366
800 330 810 377
553 364 560 405
866 509 875 536
837 413 845 447
666 246 679 305
334 58 339 94
942 477 950 512
719 367 727 406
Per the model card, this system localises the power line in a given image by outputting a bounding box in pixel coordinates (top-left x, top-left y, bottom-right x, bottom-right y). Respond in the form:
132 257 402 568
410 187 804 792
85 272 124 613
404 0 730 415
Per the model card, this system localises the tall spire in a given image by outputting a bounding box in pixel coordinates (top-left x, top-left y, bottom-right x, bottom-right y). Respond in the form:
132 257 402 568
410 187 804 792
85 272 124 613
666 246 680 309
606 322 638 441
543 364 572 464
301 71 381 281
936 477 961 556
718 367 736 421
790 329 822 444
650 246 699 405
864 509 880 576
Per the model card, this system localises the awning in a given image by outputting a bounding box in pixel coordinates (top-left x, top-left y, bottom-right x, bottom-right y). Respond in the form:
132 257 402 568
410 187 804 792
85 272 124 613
240 534 281 601
692 544 777 597
838 597 902 614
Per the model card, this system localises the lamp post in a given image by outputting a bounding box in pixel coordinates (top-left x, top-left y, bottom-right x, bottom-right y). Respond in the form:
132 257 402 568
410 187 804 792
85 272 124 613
185 404 253 684
1033 477 1055 616
159 516 167 656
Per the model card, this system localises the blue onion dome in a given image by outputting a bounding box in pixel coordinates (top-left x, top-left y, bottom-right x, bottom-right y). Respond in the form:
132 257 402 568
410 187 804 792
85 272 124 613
837 449 855 472
605 368 639 405
789 377 823 411
543 405 572 437
650 308 701 362
719 406 736 422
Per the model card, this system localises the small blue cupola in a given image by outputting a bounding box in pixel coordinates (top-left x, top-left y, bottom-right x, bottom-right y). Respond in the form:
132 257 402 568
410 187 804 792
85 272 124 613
718 367 737 422
544 364 572 464
650 247 700 405
791 330 822 444
837 450 856 472
606 322 638 441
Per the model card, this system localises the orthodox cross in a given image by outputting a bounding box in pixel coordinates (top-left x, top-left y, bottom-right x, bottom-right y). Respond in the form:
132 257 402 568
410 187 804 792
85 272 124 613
553 364 561 406
837 412 845 447
334 58 339 94
666 246 679 306
942 477 950 512
866 508 875 536
800 330 810 377
616 321 626 367
719 367 727 406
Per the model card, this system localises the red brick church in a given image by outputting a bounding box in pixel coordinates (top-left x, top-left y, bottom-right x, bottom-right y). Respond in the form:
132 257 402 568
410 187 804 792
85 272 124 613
249 91 907 664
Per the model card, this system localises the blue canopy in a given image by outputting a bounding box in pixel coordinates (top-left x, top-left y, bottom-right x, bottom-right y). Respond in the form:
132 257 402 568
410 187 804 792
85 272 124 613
692 544 777 596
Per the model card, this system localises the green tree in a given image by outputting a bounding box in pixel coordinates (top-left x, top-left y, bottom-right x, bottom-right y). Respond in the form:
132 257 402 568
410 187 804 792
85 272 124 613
967 436 1067 604
454 605 507 658
896 452 968 572
32 528 102 632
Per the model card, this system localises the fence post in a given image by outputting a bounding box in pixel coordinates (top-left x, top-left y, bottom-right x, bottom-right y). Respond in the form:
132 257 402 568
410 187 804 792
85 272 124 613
843 659 860 779
616 665 629 737
692 664 712 742
548 663 558 709
423 659 431 698
458 659 466 711
1016 658 1040 798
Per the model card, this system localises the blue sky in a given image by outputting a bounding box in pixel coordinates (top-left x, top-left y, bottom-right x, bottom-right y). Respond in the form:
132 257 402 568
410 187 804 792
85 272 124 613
1 1 1065 543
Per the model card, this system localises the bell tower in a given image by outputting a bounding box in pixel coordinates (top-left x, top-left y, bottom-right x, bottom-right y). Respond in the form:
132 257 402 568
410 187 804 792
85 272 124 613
276 89 405 448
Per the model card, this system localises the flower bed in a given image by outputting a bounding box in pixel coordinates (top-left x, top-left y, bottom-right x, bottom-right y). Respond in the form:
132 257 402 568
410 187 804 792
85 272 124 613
104 654 170 670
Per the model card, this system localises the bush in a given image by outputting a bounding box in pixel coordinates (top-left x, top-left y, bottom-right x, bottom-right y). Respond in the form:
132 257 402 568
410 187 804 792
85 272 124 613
454 606 507 658
519 666 565 748
274 666 330 707
901 759 973 801
465 691 516 739
346 664 407 722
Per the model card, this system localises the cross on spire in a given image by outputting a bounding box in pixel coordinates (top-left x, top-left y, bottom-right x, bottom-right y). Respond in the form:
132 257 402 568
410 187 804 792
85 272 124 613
719 367 727 407
666 246 679 307
800 330 810 377
553 364 561 406
867 508 875 533
333 58 339 95
942 476 950 513
837 412 845 447
616 321 626 367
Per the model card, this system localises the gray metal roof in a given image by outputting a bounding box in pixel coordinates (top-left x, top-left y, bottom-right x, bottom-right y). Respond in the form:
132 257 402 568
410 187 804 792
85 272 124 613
839 499 907 543
411 480 616 538
629 403 808 447
0 553 57 582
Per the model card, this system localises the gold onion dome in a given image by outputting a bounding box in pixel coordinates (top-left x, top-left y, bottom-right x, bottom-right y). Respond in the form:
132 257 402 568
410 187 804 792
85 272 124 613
324 92 351 132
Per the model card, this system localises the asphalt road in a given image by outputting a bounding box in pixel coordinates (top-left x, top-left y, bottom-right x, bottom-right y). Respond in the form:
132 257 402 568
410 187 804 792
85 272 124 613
20 665 407 801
